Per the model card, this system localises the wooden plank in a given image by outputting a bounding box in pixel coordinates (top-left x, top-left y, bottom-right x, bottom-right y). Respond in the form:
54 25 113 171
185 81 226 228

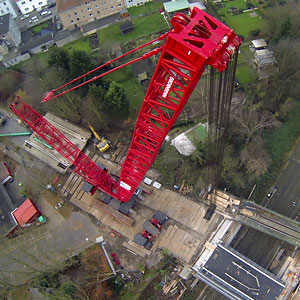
66 175 80 194
69 176 83 195
93 201 134 226
128 240 152 256
61 172 76 193
115 145 127 163
73 179 84 199
122 241 146 258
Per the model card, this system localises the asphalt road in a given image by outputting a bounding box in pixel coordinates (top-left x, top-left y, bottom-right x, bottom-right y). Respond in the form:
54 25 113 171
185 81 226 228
15 6 58 30
265 140 300 219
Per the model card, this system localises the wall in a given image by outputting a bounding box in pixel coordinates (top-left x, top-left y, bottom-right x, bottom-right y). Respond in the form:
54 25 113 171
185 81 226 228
16 0 47 14
59 0 124 29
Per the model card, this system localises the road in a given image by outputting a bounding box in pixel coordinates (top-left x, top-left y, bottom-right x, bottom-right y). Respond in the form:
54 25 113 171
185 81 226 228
15 6 58 30
0 204 101 284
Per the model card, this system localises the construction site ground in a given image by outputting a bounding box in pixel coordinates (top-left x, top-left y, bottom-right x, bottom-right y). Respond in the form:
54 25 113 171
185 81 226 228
62 149 225 267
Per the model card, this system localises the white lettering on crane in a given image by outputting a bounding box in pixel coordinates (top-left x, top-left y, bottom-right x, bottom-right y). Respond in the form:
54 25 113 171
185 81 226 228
120 181 132 191
162 76 174 98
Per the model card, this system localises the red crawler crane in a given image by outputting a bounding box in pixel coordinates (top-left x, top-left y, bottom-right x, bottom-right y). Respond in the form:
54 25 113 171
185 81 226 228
10 8 241 203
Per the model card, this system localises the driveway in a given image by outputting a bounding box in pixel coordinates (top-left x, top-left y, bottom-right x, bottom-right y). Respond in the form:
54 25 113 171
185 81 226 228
0 203 101 285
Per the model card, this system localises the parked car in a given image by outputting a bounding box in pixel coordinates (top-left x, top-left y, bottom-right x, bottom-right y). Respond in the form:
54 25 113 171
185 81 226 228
56 23 63 31
48 2 56 8
0 113 6 126
40 10 51 16
20 14 30 20
267 185 278 199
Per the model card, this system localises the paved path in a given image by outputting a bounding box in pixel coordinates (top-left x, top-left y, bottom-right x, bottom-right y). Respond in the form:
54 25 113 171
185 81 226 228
0 200 101 284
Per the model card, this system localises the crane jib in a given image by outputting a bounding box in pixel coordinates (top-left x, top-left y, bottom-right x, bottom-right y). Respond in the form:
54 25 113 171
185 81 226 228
10 7 241 203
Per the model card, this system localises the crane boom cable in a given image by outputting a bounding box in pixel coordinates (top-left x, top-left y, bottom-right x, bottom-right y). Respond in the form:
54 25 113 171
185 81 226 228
42 33 168 102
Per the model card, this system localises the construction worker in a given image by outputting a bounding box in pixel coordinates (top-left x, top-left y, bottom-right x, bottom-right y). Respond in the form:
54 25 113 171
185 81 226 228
18 182 22 187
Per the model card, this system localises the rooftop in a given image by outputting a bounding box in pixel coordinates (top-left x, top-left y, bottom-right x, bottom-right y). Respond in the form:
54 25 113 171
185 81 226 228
56 0 88 13
163 0 190 13
0 14 10 36
251 39 267 49
19 34 53 53
201 244 285 300
12 198 40 227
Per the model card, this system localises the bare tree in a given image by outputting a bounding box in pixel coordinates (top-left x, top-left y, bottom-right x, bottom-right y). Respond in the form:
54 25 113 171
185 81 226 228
233 105 279 145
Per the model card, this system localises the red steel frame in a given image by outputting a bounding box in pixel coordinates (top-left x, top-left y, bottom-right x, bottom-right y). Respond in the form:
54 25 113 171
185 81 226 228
118 8 241 201
10 8 241 202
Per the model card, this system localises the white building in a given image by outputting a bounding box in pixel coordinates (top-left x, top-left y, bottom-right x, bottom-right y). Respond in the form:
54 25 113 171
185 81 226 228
0 0 19 19
0 13 21 47
124 0 149 8
16 0 47 14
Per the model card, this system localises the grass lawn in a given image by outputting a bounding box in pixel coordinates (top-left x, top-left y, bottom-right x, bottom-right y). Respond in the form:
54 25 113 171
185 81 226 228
236 63 256 85
186 123 207 143
224 12 265 38
218 0 247 14
31 21 51 34
128 1 163 17
105 68 145 118
98 13 168 48
62 36 91 53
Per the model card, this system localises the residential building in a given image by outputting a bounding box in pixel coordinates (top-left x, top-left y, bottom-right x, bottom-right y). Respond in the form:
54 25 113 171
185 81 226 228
57 0 125 30
124 0 148 8
16 0 47 15
163 0 190 18
0 39 9 57
0 0 19 19
0 13 21 47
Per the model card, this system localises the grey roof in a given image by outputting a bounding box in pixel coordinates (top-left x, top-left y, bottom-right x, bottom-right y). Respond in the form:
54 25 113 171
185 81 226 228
19 34 53 53
202 244 285 300
252 39 267 49
81 13 120 34
0 14 10 36
120 21 133 34
153 211 168 224
255 49 275 66
133 233 147 246
142 220 159 236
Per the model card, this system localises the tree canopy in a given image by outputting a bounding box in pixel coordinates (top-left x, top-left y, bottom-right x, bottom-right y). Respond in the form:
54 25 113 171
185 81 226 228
105 82 129 119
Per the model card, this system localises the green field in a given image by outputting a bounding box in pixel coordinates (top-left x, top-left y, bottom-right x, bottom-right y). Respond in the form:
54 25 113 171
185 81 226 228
31 21 51 34
105 68 145 118
62 36 91 53
186 123 207 143
225 11 265 38
218 0 247 14
99 13 168 48
128 1 163 17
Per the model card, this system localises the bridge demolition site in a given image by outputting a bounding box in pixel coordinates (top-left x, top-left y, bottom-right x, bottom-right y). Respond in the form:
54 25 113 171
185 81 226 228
16 112 299 300
6 8 300 300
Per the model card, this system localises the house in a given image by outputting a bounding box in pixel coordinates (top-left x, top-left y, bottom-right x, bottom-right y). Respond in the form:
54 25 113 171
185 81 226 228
254 49 275 69
11 198 41 227
0 39 9 58
19 33 54 54
251 39 268 51
56 0 125 30
2 50 30 68
16 0 47 15
189 1 206 11
124 0 148 8
0 13 21 47
163 0 190 18
0 0 19 18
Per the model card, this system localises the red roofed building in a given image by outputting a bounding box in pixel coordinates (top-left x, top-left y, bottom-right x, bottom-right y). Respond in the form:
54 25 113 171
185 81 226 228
11 198 41 227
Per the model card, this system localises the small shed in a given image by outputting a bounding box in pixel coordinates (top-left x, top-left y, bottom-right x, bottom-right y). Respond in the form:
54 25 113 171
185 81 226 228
164 0 190 16
254 49 275 69
120 21 134 35
138 72 147 84
251 39 268 50
11 198 41 227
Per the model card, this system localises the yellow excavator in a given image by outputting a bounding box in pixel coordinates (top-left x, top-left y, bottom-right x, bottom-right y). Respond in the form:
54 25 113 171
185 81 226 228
88 123 109 152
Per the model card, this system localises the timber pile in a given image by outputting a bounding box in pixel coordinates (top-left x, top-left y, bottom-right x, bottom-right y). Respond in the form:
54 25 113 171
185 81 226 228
179 180 193 195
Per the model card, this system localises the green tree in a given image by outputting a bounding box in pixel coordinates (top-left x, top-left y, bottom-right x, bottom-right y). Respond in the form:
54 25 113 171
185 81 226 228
47 47 70 71
274 17 292 43
69 50 93 79
105 82 129 119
